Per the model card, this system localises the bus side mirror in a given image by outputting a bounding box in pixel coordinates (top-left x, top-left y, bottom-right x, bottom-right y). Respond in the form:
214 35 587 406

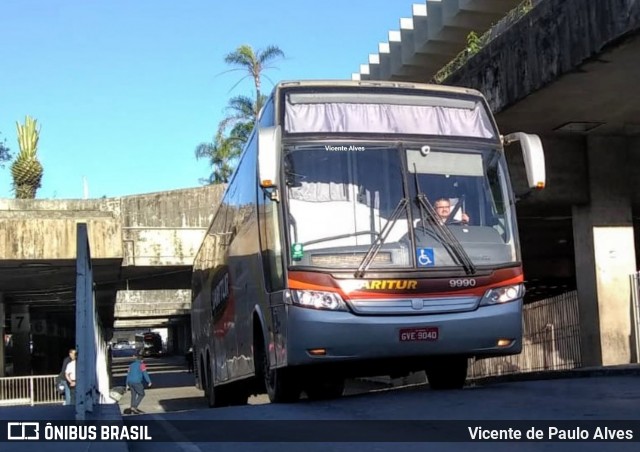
503 132 546 190
258 126 281 201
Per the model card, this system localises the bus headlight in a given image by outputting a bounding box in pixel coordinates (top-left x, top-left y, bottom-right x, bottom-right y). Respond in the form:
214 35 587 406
291 290 348 311
479 284 524 306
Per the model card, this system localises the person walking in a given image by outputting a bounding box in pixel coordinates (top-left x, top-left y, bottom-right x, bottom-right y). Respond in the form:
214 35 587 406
58 348 76 405
125 352 152 414
185 347 194 373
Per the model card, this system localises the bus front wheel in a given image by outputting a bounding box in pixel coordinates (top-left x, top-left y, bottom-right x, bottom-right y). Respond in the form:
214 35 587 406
256 337 300 403
425 356 468 390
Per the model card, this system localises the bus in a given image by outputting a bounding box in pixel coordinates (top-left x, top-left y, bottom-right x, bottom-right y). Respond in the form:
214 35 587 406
137 332 163 358
191 80 545 407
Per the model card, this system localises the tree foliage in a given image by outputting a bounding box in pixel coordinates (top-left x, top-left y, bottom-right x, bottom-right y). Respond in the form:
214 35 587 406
223 44 284 103
197 44 284 184
12 116 44 199
194 94 266 184
0 132 11 168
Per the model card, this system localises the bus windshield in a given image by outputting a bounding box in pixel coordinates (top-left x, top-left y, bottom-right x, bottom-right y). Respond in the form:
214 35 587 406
285 145 411 269
284 143 518 270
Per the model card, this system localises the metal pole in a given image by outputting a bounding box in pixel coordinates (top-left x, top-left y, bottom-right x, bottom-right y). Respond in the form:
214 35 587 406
0 295 4 377
630 273 640 364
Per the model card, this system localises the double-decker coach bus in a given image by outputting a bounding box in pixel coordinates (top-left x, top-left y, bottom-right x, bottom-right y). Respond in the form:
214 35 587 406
191 80 545 406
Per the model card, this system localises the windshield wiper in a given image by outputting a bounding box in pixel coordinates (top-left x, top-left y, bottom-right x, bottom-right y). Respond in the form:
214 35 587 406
354 197 408 278
413 168 476 275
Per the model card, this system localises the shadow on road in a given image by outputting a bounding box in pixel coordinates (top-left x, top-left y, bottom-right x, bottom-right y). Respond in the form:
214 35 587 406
111 354 196 389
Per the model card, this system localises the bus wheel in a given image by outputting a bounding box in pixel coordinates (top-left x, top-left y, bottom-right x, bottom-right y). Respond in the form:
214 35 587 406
305 378 345 400
256 339 300 403
207 366 227 407
425 356 468 390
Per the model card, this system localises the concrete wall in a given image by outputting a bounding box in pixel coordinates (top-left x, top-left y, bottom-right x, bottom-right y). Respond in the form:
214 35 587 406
120 185 225 266
115 289 191 318
0 198 123 259
443 0 640 114
0 184 224 263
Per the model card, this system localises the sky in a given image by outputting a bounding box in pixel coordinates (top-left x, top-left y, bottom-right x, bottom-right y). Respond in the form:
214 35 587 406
0 0 419 199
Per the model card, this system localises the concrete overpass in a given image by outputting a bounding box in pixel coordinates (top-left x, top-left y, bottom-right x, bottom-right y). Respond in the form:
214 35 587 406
0 184 224 375
352 0 640 367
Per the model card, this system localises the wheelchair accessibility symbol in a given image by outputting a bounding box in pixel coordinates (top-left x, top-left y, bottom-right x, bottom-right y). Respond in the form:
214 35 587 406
416 248 435 267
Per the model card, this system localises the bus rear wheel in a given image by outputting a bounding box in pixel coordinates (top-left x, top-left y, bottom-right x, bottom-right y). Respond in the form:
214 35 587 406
425 356 468 390
206 359 228 407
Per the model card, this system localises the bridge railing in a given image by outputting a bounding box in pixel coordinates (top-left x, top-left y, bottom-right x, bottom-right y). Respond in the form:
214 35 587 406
0 374 63 406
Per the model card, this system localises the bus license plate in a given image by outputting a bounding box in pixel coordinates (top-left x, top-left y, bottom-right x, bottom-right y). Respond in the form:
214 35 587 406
399 327 439 342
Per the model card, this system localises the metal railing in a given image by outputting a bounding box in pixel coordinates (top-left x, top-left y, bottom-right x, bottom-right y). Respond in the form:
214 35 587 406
0 374 63 406
469 291 582 378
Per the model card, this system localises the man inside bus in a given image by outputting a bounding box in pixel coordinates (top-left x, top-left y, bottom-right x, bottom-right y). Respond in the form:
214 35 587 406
434 198 470 225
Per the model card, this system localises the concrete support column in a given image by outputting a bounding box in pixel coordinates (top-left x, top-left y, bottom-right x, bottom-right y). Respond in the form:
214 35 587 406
166 326 175 355
177 323 187 355
572 136 637 367
182 321 191 350
11 305 32 375
0 293 5 377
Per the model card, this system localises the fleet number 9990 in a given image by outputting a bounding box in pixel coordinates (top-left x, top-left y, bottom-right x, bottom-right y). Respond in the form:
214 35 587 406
449 278 476 288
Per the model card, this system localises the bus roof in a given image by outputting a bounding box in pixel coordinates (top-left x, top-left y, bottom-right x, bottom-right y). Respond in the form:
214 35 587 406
273 80 487 100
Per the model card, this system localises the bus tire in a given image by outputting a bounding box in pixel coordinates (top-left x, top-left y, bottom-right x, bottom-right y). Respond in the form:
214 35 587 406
207 375 232 407
255 335 300 403
425 356 468 390
305 378 345 400
206 357 227 408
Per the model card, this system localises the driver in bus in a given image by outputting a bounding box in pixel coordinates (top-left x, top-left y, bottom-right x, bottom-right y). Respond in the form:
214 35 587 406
434 198 470 225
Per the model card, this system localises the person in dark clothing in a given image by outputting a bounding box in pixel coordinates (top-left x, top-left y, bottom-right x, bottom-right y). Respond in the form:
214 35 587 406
185 347 194 373
58 348 76 406
125 352 152 414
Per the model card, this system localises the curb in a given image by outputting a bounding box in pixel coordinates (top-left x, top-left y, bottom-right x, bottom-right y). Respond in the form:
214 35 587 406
87 403 129 452
357 365 640 389
469 365 640 386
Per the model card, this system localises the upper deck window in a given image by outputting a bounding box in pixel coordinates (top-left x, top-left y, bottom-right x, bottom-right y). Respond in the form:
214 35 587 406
283 91 496 140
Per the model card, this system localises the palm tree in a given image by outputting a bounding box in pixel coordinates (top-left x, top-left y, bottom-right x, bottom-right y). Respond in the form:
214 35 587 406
11 116 43 199
195 131 243 184
223 44 284 110
196 94 267 185
196 44 283 185
219 94 266 144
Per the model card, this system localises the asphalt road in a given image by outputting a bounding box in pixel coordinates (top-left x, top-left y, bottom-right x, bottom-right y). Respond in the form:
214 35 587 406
110 356 640 452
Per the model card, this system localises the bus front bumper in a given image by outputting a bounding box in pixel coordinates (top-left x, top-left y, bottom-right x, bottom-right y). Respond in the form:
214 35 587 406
285 300 522 366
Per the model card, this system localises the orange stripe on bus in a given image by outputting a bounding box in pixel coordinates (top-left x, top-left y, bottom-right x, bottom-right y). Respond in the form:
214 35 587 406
288 279 339 292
